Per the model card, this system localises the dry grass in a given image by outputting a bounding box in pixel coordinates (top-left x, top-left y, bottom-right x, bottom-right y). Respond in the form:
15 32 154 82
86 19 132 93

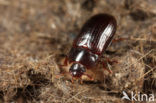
0 0 155 103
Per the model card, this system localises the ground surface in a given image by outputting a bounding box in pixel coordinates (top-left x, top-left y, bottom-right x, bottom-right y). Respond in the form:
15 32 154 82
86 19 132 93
0 0 155 103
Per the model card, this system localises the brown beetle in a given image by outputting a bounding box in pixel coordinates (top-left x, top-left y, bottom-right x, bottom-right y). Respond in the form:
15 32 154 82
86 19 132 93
61 14 117 81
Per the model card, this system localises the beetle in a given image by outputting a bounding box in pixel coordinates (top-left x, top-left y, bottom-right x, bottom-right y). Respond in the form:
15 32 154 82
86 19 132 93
61 14 117 81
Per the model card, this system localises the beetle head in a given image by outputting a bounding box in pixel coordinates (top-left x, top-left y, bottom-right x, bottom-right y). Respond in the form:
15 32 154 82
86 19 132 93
69 63 86 78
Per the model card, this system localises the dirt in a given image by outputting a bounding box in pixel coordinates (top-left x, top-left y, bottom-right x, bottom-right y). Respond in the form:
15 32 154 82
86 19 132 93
0 0 155 103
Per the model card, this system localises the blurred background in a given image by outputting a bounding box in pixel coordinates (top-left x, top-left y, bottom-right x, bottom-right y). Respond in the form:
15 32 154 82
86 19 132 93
0 0 155 102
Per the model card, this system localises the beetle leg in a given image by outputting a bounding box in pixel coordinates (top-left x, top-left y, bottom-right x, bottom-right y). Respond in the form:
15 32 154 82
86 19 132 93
63 57 68 66
80 77 83 84
55 74 62 79
71 77 74 84
102 56 118 65
84 73 94 81
105 57 118 65
55 71 68 79
112 37 128 43
60 57 68 67
56 57 71 79
102 62 112 74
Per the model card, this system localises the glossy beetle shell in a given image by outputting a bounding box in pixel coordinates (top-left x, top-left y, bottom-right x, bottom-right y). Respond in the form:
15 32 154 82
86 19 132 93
66 14 117 78
73 14 117 55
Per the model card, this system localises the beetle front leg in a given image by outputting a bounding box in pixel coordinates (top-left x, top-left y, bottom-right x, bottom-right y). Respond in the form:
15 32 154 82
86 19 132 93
102 62 112 74
56 57 69 79
102 56 118 65
112 37 128 43
105 57 118 65
98 60 112 74
60 56 69 67
80 77 83 84
84 73 94 81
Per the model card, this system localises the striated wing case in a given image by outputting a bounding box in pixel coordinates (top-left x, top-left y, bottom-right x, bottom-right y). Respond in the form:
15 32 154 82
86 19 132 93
73 14 117 55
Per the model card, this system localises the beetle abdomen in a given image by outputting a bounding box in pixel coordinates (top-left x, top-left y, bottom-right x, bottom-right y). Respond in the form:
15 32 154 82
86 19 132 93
73 14 117 55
